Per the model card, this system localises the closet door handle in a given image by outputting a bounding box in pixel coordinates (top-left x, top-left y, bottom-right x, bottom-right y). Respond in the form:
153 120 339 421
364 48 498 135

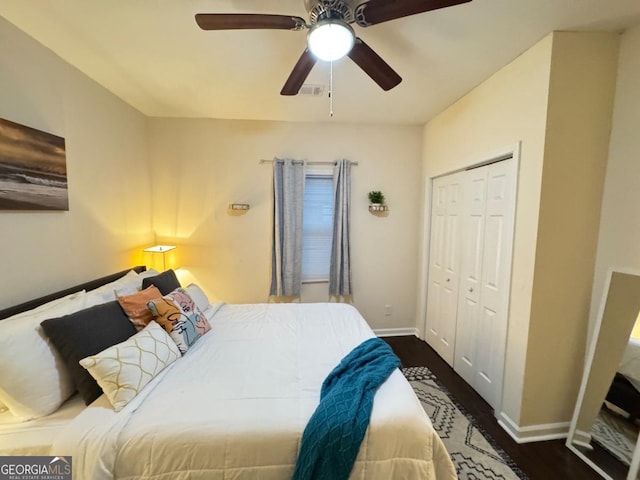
469 288 474 293
446 278 451 283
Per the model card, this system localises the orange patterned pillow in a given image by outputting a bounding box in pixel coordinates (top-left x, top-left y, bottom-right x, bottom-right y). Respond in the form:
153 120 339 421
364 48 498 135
117 285 162 330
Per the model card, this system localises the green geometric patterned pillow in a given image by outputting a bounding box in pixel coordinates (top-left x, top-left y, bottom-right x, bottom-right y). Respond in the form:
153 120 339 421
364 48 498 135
79 321 180 411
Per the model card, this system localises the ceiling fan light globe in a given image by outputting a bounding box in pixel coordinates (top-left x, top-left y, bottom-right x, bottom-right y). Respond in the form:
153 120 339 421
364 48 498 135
307 20 355 62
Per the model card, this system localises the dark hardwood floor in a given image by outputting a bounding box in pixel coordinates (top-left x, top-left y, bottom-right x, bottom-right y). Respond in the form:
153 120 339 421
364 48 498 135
384 335 607 480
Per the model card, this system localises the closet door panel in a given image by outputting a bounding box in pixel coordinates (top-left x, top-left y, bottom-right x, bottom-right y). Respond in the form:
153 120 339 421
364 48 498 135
454 167 486 383
480 214 503 306
480 167 509 308
426 177 447 349
460 169 486 300
441 175 463 365
454 296 480 384
426 172 463 366
425 281 442 344
474 159 515 408
475 306 499 403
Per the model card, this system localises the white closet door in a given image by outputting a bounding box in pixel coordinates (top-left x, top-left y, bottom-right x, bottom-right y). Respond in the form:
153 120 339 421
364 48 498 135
454 167 488 385
454 158 516 409
426 172 463 366
474 159 516 408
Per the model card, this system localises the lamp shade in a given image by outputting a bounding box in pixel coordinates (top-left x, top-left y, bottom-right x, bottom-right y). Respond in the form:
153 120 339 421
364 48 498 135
143 245 176 254
307 19 355 62
143 245 176 271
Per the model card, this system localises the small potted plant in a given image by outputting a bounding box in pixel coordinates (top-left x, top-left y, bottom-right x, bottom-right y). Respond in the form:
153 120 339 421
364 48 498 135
368 190 385 206
368 191 386 212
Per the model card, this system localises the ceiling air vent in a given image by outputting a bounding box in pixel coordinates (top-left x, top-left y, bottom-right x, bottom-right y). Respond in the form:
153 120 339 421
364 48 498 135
299 84 325 97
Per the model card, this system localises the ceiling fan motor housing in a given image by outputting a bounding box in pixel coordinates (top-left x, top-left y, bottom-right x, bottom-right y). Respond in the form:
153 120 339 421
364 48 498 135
305 0 356 25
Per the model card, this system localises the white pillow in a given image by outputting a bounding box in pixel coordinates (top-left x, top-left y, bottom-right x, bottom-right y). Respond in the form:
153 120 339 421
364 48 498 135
185 284 211 312
80 321 180 411
84 270 141 307
0 293 88 420
137 268 160 280
2 290 85 324
83 269 162 308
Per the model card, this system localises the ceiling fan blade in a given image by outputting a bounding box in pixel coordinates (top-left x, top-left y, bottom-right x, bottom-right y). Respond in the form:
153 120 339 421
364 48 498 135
281 49 317 96
355 0 471 27
348 38 402 91
195 14 307 31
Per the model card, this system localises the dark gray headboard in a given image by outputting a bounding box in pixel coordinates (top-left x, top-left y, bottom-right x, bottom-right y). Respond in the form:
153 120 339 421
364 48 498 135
0 266 147 320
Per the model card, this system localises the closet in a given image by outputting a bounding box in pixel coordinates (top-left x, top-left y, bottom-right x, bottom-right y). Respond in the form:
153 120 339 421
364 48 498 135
425 157 516 409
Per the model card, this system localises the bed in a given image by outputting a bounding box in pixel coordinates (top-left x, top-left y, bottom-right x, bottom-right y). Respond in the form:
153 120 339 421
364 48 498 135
0 267 456 480
605 337 640 421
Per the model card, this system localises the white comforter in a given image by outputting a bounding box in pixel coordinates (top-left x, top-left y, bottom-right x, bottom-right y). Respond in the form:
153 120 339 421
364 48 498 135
53 303 455 480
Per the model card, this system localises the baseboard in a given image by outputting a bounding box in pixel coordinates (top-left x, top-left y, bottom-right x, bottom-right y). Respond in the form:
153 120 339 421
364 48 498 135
375 328 419 337
497 411 571 443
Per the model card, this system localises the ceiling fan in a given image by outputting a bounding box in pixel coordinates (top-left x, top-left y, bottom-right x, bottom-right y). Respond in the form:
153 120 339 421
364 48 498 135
195 0 471 96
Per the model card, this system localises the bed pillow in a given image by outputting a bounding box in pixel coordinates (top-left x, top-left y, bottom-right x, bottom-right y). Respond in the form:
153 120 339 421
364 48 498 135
79 321 180 412
137 268 160 281
0 293 88 420
117 285 163 330
141 269 181 296
147 289 211 354
40 301 137 405
83 269 147 308
1 290 85 324
184 283 211 312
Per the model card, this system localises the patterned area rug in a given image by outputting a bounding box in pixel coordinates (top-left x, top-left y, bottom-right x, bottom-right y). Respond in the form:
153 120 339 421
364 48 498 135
403 366 527 480
591 407 639 466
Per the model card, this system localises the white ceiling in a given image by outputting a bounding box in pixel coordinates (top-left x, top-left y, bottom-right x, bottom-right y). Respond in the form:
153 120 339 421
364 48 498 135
1 0 640 125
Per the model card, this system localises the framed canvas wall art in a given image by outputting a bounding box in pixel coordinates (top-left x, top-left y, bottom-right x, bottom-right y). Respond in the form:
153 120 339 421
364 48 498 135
0 118 68 211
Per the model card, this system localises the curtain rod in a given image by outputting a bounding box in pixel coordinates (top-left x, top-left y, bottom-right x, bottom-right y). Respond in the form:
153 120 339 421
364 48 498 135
259 159 359 166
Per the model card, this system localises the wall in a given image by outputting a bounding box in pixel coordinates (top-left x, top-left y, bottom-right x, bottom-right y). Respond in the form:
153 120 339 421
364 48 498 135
590 25 640 332
0 17 153 309
421 34 553 425
420 31 619 430
147 118 423 332
521 32 619 426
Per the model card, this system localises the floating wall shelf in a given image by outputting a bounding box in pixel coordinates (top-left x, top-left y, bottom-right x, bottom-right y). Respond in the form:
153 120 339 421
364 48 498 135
368 204 388 213
228 203 250 215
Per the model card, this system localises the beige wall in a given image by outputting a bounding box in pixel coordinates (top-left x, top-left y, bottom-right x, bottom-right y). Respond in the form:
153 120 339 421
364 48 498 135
147 118 423 332
421 34 553 423
591 25 640 333
521 32 619 425
0 17 153 309
420 31 619 427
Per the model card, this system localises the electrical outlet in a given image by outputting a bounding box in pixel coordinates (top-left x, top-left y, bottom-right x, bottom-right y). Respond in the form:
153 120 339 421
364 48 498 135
385 304 392 316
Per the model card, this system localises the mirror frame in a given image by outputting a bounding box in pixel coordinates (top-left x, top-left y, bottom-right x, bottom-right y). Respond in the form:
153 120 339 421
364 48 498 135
566 267 640 480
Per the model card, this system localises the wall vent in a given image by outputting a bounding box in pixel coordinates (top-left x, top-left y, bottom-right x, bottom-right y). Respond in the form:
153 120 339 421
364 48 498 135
299 84 325 97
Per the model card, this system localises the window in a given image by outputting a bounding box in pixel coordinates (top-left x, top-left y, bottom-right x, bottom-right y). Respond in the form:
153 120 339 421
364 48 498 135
302 174 334 282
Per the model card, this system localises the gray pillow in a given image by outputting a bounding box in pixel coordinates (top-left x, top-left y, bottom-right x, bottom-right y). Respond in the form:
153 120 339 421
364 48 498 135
40 301 137 405
141 269 181 296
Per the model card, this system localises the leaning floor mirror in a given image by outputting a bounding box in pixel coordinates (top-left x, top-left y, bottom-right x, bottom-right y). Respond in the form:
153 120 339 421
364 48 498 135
567 269 640 479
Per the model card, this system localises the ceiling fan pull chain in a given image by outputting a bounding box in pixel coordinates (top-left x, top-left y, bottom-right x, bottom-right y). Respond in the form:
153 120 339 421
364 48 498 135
329 60 334 118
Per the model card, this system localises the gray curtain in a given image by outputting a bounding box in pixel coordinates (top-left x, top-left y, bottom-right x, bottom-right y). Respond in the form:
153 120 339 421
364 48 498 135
270 158 306 297
329 159 352 296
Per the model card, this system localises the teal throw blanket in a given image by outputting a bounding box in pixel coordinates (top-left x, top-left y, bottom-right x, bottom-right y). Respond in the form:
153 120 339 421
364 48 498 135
292 337 400 480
